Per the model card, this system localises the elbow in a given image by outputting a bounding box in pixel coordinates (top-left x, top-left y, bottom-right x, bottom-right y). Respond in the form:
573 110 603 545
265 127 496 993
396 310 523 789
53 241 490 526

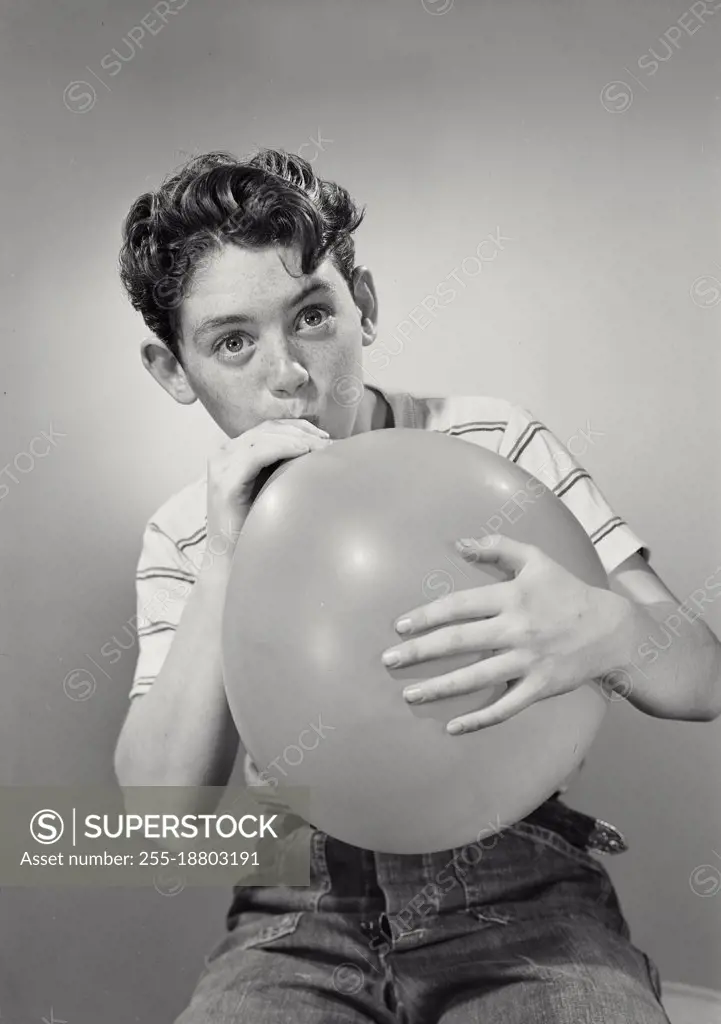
114 748 227 820
699 647 721 722
682 682 721 723
113 733 134 790
683 704 721 723
667 643 721 722
699 690 721 723
113 715 151 790
113 698 149 789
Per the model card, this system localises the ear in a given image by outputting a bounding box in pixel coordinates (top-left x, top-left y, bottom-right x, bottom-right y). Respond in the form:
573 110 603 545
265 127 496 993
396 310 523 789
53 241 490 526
140 337 198 406
351 266 379 348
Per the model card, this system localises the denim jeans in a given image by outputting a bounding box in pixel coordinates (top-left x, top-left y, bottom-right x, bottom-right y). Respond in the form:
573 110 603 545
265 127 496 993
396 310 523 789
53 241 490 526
175 798 669 1023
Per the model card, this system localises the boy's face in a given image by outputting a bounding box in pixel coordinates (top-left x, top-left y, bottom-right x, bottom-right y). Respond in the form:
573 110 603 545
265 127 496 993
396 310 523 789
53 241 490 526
143 242 379 440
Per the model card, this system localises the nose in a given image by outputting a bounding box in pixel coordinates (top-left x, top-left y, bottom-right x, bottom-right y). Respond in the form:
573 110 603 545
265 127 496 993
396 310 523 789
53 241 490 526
265 336 310 397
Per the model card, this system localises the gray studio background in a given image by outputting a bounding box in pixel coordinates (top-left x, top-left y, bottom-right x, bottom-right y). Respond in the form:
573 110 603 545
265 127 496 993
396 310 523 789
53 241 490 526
1 0 720 1019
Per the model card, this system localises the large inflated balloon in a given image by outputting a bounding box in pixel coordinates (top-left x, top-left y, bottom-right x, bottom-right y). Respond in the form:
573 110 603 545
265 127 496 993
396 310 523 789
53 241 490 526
221 428 609 854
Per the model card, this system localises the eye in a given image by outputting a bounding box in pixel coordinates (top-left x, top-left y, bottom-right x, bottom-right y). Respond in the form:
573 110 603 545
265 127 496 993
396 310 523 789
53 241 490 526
297 304 333 330
215 332 249 360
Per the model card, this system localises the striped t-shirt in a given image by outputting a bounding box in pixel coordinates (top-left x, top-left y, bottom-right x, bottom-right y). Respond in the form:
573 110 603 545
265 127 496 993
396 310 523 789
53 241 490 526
130 386 649 791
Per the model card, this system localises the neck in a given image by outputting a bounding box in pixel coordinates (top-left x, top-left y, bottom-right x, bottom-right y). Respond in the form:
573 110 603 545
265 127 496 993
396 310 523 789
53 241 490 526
353 386 390 435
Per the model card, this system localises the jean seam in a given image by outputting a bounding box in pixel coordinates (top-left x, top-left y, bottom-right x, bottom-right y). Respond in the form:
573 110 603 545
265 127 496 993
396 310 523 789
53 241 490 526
509 821 610 879
310 829 333 911
245 910 304 948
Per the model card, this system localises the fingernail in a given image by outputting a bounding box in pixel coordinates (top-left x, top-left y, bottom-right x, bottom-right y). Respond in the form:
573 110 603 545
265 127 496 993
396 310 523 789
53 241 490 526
447 721 464 735
456 538 474 549
403 687 422 703
395 618 412 634
382 650 401 667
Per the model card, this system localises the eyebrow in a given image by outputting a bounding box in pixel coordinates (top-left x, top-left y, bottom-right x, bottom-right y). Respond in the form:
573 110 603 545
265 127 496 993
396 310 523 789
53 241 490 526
192 280 337 343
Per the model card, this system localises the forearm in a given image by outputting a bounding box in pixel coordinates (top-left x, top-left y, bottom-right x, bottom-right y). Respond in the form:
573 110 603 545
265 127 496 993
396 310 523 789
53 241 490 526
600 595 721 721
114 554 240 801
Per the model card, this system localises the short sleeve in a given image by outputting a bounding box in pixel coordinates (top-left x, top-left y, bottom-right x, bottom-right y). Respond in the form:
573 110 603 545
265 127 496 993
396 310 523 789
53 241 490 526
130 521 198 699
499 405 651 576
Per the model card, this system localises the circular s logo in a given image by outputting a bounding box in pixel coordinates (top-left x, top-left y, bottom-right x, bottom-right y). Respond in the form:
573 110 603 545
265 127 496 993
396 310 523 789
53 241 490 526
421 0 454 13
30 808 65 844
600 81 633 114
689 864 721 898
422 569 454 600
63 81 97 113
690 275 721 308
154 870 186 896
332 373 364 408
332 962 364 994
599 667 634 702
63 668 97 701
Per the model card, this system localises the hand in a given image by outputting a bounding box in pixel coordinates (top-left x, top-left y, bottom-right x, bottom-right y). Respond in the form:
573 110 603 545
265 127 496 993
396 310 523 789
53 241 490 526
206 419 333 555
381 534 629 735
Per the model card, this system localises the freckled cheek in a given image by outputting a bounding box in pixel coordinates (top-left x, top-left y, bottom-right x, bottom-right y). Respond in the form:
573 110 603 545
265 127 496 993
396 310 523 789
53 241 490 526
194 370 259 433
318 332 360 379
206 374 246 407
304 349 349 395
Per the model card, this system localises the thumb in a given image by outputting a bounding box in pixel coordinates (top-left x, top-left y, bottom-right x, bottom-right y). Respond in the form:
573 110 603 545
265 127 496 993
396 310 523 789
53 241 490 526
455 534 534 575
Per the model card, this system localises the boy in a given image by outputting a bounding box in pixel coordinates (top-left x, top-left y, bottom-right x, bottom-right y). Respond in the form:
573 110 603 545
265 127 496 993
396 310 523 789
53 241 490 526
114 148 721 1023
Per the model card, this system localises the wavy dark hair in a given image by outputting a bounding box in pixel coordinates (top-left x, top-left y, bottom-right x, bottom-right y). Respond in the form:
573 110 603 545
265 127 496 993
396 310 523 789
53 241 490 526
118 148 365 363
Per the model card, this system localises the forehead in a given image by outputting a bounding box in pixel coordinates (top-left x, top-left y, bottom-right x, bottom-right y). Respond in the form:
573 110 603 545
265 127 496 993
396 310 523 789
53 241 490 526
180 243 341 330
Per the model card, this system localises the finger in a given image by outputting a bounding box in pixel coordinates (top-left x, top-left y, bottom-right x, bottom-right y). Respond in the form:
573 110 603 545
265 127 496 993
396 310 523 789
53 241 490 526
224 422 328 455
269 419 331 437
245 436 331 490
402 650 530 704
394 582 512 636
455 535 537 576
446 675 548 734
247 433 330 467
284 434 332 450
383 617 513 668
